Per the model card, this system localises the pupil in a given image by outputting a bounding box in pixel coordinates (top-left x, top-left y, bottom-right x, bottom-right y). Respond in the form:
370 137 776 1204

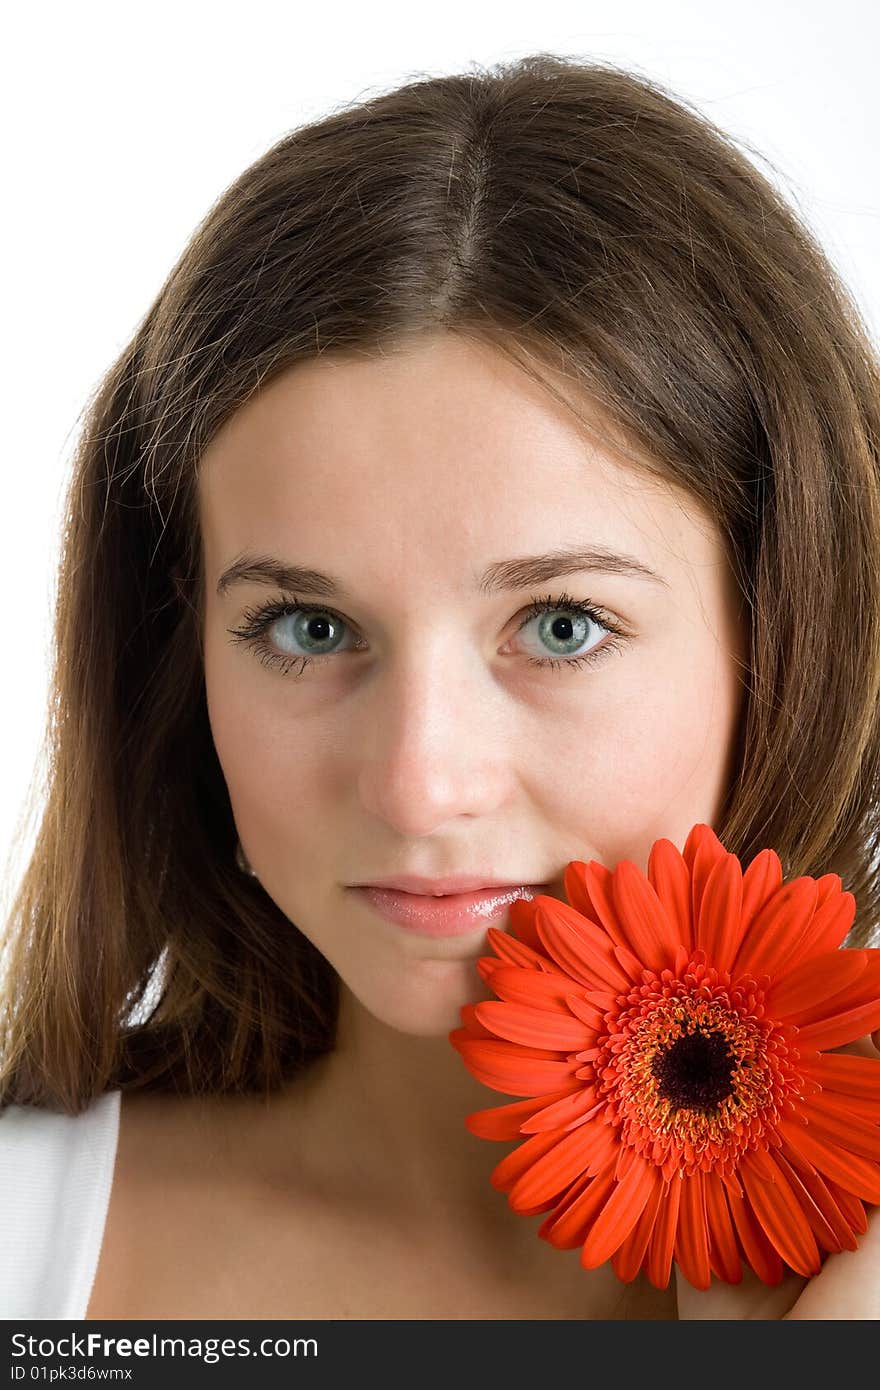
308 616 331 640
651 1029 735 1112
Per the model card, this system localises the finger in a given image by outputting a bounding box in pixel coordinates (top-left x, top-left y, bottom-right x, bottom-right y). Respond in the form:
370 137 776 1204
675 1265 806 1320
784 1205 880 1320
830 1029 880 1060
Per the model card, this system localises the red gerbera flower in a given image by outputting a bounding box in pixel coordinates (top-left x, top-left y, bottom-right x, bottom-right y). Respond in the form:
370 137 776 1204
449 823 880 1291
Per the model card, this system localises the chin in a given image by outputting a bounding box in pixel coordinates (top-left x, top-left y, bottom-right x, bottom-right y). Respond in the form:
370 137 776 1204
361 958 494 1037
382 1009 464 1038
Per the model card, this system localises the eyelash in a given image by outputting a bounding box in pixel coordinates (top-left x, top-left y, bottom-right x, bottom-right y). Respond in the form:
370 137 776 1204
225 590 629 680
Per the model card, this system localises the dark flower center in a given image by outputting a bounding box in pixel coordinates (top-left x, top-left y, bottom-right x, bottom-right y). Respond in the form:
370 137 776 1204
651 1029 736 1112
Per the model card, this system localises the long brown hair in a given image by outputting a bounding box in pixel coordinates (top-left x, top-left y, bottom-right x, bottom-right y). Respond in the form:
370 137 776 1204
3 53 879 1114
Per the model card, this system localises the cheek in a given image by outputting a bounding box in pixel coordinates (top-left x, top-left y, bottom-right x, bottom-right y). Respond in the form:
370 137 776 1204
544 639 744 871
204 647 332 869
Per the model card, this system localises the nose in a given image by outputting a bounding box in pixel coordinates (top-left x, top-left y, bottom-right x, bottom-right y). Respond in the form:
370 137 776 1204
354 643 517 836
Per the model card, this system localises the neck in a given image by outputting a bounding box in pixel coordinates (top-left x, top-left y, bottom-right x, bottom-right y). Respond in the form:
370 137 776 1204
288 983 522 1224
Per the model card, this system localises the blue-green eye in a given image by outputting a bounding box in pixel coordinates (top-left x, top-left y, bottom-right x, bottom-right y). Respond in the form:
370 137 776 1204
226 589 629 679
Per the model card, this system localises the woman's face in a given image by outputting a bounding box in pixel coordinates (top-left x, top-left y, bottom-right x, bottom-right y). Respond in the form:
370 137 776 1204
199 333 748 1036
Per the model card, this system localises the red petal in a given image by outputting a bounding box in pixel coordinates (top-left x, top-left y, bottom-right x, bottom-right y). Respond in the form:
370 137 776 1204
571 860 632 950
580 1152 659 1268
778 1117 880 1203
778 1141 860 1252
534 902 632 992
465 1086 582 1139
579 1118 619 1177
614 1141 641 1181
732 877 819 980
795 1097 880 1162
740 846 784 935
739 1151 822 1276
764 950 869 1023
791 954 880 1028
561 861 610 928
799 1050 880 1098
742 1144 778 1182
547 898 638 987
474 1000 596 1051
801 1081 880 1125
452 1038 581 1096
507 1120 618 1209
682 824 729 938
783 876 856 970
565 993 606 1032
611 1170 665 1283
451 1027 560 1059
610 860 681 972
580 989 620 1013
647 836 693 953
452 1008 497 1040
539 1166 616 1249
823 1177 869 1234
485 926 553 971
476 955 499 980
513 1197 565 1217
645 1176 682 1290
491 1129 566 1193
772 1150 851 1254
726 1186 785 1286
613 942 650 981
485 964 592 1013
694 851 744 975
703 1170 743 1283
674 1171 711 1291
506 896 544 952
520 1085 601 1134
673 942 690 976
795 996 880 1052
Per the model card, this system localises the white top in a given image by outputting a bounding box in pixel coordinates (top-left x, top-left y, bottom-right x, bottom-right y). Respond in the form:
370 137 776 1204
0 1089 120 1319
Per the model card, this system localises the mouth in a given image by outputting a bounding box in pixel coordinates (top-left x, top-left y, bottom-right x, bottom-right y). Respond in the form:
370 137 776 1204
348 882 549 938
351 872 550 896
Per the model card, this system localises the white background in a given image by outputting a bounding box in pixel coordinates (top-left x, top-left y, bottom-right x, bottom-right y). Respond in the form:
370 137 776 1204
2 0 878 900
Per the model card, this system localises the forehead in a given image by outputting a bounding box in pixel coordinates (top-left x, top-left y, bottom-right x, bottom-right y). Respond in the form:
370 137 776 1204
197 335 721 594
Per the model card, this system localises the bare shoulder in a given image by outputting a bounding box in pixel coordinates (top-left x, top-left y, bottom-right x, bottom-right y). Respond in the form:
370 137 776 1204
86 1086 288 1319
110 1087 239 1184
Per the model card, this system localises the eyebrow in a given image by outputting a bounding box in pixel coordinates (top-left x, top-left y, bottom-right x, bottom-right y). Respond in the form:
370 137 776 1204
216 544 669 599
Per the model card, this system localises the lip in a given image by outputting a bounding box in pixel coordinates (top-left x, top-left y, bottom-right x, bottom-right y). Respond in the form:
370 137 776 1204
352 873 542 896
349 883 547 937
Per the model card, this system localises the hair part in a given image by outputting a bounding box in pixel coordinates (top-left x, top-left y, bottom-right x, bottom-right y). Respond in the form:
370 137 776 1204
3 52 879 1113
